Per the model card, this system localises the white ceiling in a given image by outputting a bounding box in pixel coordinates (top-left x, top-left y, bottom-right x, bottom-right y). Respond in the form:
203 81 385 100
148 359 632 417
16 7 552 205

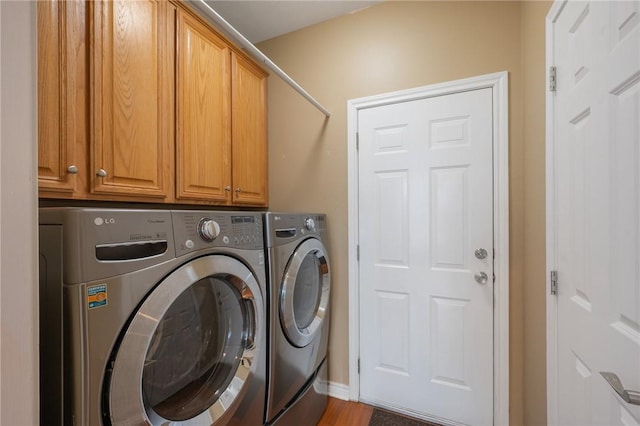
204 1 382 43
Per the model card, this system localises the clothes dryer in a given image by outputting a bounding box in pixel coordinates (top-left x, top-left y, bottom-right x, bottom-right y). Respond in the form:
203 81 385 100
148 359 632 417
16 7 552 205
264 213 331 425
39 208 267 425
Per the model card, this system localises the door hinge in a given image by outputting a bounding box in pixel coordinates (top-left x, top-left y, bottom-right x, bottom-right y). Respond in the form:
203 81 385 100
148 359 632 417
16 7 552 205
550 270 558 295
356 132 359 150
357 358 360 374
356 244 360 261
549 66 557 92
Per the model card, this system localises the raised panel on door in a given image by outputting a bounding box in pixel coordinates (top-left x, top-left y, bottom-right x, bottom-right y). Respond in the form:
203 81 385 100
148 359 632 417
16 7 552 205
90 0 173 199
38 0 87 195
231 52 268 206
176 10 231 203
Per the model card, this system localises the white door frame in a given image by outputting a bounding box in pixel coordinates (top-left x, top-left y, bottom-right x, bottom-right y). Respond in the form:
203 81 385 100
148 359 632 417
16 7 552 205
347 71 509 425
544 2 566 425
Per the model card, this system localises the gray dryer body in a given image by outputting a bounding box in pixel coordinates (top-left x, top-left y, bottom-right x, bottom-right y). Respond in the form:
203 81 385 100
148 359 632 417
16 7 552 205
264 212 331 426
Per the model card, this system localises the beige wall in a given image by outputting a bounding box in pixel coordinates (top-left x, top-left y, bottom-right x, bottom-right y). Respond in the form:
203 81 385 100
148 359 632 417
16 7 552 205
521 2 551 425
259 2 550 424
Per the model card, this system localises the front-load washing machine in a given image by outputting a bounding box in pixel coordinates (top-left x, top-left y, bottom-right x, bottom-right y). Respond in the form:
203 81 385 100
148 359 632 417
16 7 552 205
39 208 267 425
264 213 331 425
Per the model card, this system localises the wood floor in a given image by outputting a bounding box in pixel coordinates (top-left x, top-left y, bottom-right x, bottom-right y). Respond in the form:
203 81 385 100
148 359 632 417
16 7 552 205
317 397 375 426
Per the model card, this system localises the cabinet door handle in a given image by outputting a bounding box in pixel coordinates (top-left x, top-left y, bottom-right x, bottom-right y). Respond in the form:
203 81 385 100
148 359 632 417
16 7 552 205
600 372 640 405
96 169 107 177
224 186 231 192
67 165 79 174
235 187 242 193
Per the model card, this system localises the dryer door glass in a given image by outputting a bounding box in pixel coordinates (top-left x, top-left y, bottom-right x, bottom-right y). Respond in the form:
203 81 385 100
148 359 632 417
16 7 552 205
142 276 245 421
293 254 322 329
280 238 330 348
107 255 263 426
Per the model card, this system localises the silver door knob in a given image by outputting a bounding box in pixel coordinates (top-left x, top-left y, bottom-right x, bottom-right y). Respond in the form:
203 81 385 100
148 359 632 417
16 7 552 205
235 187 242 193
475 248 488 260
474 272 488 284
67 165 78 174
96 169 107 177
224 186 231 192
600 372 640 405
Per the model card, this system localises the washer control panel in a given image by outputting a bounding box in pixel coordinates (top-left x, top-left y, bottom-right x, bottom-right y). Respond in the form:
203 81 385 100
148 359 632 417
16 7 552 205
172 210 263 256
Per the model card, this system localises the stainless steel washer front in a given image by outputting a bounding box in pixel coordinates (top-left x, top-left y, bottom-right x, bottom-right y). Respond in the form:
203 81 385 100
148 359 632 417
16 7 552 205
38 208 267 426
108 255 263 425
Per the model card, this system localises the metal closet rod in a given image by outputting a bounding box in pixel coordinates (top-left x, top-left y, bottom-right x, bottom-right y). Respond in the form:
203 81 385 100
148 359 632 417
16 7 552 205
188 0 332 118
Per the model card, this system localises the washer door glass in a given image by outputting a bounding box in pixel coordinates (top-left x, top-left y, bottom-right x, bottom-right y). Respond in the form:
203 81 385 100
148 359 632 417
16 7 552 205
280 238 330 348
142 276 245 421
107 255 262 425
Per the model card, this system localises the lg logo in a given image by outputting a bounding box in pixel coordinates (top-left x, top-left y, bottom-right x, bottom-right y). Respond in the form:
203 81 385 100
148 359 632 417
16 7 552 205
94 217 116 226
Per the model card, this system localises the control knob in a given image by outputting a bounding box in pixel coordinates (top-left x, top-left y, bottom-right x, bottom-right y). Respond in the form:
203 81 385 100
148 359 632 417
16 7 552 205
197 218 221 242
304 217 316 232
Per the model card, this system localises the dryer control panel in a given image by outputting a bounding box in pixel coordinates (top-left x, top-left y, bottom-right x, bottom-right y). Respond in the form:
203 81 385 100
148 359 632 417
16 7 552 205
264 212 327 248
172 210 263 256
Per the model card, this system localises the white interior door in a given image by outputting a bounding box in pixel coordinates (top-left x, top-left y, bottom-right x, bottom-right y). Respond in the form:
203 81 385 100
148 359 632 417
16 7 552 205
358 88 494 425
549 1 640 424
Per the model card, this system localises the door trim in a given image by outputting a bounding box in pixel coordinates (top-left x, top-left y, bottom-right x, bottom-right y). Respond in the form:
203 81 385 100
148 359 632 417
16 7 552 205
347 71 509 425
545 2 567 425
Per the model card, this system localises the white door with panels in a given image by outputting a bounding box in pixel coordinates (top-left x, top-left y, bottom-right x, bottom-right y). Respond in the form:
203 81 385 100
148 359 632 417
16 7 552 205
358 88 495 425
548 1 640 425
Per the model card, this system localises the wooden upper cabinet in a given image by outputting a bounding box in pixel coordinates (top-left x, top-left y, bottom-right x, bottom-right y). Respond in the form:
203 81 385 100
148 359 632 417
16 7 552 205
38 0 268 206
38 0 86 194
176 10 231 202
231 51 268 206
90 0 174 199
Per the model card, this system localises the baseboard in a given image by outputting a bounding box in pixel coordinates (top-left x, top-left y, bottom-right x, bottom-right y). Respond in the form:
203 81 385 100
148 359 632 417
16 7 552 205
327 381 350 401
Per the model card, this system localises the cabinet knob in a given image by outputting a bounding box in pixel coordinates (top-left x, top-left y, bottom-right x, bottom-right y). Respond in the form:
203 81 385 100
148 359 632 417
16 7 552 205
225 186 231 192
67 165 79 174
96 169 107 177
235 187 242 193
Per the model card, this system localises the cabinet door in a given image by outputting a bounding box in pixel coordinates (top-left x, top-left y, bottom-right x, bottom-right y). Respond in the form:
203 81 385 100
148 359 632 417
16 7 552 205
231 52 268 206
90 0 174 199
176 10 231 202
38 0 86 194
